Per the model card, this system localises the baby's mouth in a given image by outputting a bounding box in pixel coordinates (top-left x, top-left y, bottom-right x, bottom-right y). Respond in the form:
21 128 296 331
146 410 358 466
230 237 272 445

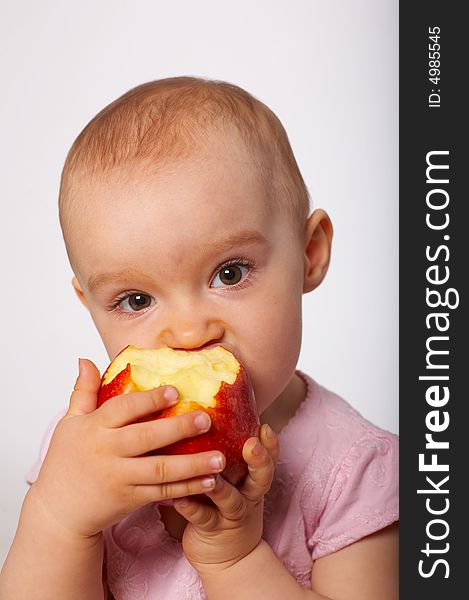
177 341 243 365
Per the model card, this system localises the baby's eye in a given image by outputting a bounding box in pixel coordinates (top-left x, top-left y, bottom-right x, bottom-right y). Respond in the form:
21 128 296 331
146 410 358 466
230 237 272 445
117 293 155 312
211 262 250 288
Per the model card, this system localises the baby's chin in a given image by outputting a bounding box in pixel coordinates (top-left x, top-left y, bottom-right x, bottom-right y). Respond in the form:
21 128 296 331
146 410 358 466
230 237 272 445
259 373 307 428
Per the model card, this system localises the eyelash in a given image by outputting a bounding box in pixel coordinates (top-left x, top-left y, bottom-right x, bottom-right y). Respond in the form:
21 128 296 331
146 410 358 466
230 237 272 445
105 257 257 318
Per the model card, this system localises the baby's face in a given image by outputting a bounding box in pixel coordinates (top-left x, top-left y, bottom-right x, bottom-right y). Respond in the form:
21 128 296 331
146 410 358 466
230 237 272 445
69 148 306 414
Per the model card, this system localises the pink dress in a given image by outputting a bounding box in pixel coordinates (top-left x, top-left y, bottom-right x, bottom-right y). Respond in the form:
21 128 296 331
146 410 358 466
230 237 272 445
26 371 399 599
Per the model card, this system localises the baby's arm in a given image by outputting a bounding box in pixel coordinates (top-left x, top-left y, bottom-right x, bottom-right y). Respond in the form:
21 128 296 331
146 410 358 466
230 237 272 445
0 359 223 599
200 522 398 599
0 485 106 599
310 522 398 599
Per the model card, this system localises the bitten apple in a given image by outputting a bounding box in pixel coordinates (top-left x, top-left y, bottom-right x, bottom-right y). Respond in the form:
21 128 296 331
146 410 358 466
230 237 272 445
97 345 260 486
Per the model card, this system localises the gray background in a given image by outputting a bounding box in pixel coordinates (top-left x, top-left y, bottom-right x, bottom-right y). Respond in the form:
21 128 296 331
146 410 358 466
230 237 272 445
0 0 398 564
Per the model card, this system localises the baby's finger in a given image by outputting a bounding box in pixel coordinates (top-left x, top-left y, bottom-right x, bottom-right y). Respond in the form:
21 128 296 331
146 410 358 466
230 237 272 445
173 494 219 529
204 475 249 521
115 410 212 456
260 423 280 465
97 386 179 428
132 474 218 508
67 358 102 417
122 451 225 485
240 426 278 502
176 475 246 527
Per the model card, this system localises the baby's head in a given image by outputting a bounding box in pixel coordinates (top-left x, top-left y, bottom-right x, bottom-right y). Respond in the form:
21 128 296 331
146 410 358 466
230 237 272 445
59 76 332 413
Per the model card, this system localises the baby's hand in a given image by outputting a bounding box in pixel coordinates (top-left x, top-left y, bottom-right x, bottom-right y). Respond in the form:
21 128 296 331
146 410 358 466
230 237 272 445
29 359 224 539
172 423 279 573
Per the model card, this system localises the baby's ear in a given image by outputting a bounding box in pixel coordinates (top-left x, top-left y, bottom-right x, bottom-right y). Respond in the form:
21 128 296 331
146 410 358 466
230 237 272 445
303 209 333 293
72 276 89 309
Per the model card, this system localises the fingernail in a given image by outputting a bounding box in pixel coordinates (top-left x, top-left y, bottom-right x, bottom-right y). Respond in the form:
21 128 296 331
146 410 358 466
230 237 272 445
251 440 263 456
177 497 190 508
208 454 224 470
78 358 84 376
201 476 216 488
194 412 211 431
164 386 179 404
265 424 274 439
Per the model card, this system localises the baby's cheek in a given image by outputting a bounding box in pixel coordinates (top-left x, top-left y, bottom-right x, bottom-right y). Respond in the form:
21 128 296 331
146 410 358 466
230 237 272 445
243 303 302 413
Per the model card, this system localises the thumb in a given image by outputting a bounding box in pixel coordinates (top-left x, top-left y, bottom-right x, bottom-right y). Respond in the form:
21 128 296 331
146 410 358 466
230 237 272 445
67 358 102 416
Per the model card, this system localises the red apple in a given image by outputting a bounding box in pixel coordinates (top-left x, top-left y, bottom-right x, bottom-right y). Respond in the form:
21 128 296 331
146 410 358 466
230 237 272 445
97 345 260 486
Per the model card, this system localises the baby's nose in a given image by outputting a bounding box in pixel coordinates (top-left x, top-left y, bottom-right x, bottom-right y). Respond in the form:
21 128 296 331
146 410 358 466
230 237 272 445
159 317 225 351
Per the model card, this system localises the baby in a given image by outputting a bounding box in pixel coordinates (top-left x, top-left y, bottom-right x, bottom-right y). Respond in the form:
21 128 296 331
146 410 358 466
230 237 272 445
0 77 398 599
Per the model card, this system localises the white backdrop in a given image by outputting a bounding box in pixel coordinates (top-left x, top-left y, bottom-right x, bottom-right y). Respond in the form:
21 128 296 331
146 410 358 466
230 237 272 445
0 0 398 564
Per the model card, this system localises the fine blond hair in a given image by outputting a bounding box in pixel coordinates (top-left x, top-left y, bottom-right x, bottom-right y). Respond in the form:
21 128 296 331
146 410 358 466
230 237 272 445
59 76 310 245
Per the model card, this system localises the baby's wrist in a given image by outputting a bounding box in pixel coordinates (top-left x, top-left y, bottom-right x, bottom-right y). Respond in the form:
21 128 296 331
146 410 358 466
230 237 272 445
193 539 263 578
23 484 103 548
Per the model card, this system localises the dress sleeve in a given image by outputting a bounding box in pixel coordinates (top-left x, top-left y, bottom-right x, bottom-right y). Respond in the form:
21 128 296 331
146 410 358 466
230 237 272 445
25 408 68 485
308 430 399 561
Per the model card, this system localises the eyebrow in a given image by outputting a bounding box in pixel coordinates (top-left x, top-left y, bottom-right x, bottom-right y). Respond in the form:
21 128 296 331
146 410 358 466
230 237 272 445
87 229 268 293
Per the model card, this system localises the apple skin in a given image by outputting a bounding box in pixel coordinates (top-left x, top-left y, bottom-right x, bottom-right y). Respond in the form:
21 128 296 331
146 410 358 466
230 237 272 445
97 346 260 487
